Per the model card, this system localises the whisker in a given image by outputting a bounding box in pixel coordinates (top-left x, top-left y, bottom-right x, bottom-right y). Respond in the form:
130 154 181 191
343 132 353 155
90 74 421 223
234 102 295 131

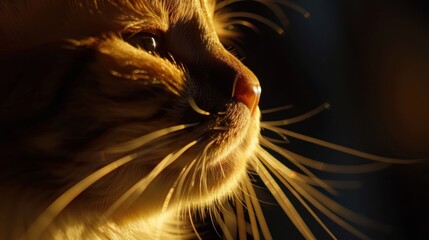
255 146 389 238
260 104 293 114
223 204 239 240
22 124 197 239
208 208 223 239
194 141 215 197
234 194 247 240
249 157 316 239
220 12 284 35
257 154 338 239
261 135 290 144
261 141 389 173
213 208 234 240
259 0 290 29
212 126 230 131
287 178 374 239
303 182 389 231
174 158 198 207
273 0 311 18
105 140 199 216
262 124 423 164
156 161 199 240
161 165 188 215
215 0 310 29
241 180 260 240
259 138 337 194
262 103 330 126
285 170 361 189
188 208 204 240
244 174 273 240
22 150 156 240
188 97 211 116
224 20 260 34
106 123 199 154
236 180 278 206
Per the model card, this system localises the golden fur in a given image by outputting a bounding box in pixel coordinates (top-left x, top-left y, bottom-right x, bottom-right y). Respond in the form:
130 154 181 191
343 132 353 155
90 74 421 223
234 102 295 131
1 0 261 239
0 0 417 239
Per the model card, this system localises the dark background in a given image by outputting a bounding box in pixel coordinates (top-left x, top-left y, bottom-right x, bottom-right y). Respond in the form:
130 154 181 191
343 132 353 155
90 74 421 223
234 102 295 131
236 0 429 239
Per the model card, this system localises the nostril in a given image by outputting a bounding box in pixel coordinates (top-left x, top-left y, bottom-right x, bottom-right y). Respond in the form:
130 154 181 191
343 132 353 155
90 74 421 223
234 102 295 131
232 75 261 115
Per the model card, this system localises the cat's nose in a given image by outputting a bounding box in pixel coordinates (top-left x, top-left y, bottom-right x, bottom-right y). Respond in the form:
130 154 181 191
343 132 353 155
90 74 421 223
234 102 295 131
232 75 261 115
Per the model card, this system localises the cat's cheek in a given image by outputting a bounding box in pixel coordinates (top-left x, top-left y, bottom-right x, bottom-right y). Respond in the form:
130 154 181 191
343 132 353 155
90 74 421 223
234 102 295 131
91 39 185 95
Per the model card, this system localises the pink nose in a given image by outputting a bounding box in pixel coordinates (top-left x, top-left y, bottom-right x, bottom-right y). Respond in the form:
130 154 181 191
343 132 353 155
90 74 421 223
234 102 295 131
232 75 261 115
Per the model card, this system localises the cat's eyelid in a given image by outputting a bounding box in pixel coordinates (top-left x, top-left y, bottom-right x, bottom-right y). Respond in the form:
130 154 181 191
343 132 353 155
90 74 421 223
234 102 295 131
121 30 164 54
122 28 162 39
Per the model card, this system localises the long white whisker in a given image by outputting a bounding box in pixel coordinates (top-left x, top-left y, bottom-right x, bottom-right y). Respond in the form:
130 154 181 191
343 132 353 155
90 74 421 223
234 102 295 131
224 20 260 33
262 124 422 164
241 179 261 240
208 208 223 239
212 126 230 131
219 12 284 35
261 139 389 173
105 140 199 216
161 165 189 215
257 152 338 239
106 123 199 153
195 141 215 197
286 178 373 240
258 146 386 238
282 170 361 189
213 208 234 240
21 124 192 240
216 0 310 18
250 156 316 239
234 193 247 240
156 161 198 240
188 208 204 240
260 104 293 114
174 158 198 209
299 182 389 231
259 0 290 28
21 153 139 240
24 123 198 240
262 103 330 126
260 138 337 194
244 174 273 240
272 0 311 18
261 136 289 144
223 204 238 240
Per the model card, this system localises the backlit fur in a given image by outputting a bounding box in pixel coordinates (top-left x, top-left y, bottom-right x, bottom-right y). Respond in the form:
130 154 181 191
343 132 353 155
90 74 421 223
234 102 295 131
0 0 412 240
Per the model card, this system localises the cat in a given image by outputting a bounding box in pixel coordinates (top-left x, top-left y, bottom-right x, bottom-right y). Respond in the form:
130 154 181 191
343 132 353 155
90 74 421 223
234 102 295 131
0 0 417 239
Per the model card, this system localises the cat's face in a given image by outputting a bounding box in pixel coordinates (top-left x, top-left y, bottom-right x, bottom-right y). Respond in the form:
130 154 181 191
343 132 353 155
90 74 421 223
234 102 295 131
3 1 403 239
1 0 262 238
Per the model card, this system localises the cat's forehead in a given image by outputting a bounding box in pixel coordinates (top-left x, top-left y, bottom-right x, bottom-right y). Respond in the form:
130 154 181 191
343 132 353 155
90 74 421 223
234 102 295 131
119 0 216 22
0 0 217 49
113 0 218 39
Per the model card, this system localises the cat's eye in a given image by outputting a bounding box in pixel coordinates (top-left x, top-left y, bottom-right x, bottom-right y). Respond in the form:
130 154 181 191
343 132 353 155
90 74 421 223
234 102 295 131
123 32 160 53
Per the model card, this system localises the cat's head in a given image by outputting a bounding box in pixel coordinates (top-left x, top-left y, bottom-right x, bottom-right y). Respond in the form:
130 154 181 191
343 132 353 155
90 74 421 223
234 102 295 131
0 0 262 236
